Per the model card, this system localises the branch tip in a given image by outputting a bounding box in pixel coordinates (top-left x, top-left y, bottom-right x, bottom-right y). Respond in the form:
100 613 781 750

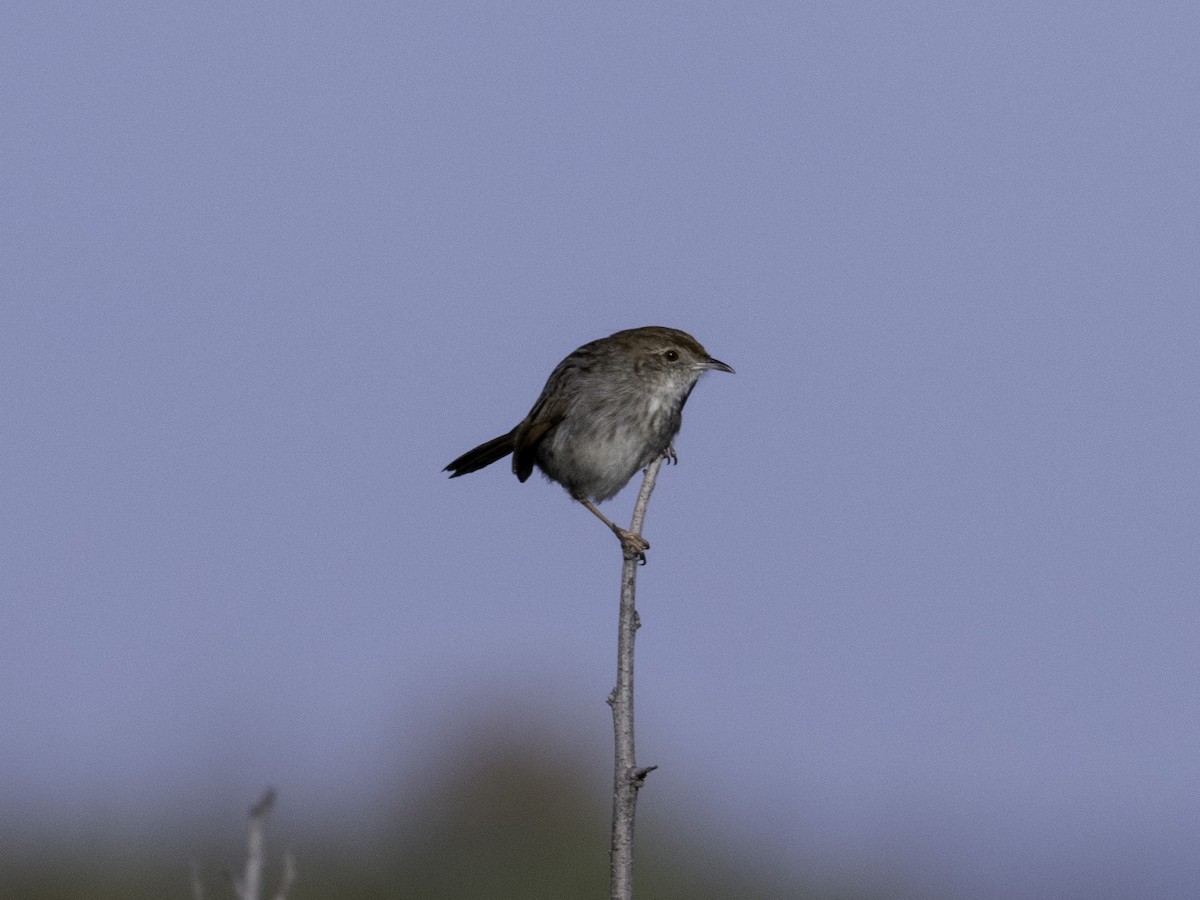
250 788 276 819
632 765 658 786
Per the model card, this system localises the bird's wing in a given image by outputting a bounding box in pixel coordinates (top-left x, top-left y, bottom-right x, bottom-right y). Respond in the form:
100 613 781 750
511 398 566 483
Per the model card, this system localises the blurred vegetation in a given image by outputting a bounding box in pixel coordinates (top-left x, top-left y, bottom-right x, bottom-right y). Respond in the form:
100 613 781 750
1 730 895 899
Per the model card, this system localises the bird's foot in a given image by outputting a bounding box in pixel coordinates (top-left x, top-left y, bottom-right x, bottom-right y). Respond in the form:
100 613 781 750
615 528 650 564
661 444 678 465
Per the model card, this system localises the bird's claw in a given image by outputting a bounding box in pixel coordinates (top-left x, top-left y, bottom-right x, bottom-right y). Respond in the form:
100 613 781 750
616 528 650 564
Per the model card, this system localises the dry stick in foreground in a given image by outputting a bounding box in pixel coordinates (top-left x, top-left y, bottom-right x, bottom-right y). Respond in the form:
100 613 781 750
607 455 665 900
193 789 295 900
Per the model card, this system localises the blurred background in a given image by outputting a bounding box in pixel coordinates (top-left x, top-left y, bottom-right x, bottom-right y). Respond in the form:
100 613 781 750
3 3 1198 898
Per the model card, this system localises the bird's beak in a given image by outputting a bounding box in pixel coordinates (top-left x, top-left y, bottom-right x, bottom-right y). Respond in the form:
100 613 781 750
706 357 735 374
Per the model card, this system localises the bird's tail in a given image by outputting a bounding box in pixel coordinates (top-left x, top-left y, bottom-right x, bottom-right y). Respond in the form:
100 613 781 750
444 429 518 477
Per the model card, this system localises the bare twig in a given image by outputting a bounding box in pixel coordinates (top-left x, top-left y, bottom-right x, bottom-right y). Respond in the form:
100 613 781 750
195 789 293 900
190 860 206 900
272 851 297 900
607 455 665 900
239 789 276 900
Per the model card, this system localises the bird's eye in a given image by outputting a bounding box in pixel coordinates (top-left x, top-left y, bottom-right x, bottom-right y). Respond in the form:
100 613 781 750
663 349 679 362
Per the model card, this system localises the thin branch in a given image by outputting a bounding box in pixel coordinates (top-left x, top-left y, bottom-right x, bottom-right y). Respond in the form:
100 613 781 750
239 789 276 900
194 791 291 900
272 850 297 900
190 860 205 900
608 455 665 900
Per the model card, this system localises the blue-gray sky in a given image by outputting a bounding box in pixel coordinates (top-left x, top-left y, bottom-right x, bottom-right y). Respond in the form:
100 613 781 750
3 3 1198 896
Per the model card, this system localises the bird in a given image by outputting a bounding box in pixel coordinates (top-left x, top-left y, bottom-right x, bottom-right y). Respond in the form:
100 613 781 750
444 326 733 558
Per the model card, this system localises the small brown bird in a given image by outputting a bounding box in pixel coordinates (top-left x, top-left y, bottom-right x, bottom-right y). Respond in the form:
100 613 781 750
444 326 733 557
